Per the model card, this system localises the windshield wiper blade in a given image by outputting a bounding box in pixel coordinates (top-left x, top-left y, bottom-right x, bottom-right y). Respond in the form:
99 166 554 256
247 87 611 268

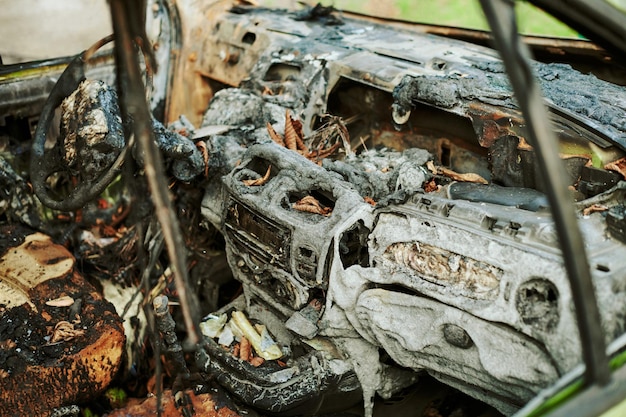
479 0 611 388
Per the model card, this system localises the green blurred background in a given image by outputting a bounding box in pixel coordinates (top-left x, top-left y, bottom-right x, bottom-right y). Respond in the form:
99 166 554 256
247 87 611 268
327 0 577 37
264 0 626 38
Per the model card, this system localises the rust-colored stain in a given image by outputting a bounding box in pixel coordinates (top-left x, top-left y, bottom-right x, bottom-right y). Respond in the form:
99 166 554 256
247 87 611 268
0 233 124 417
468 102 528 150
107 389 243 417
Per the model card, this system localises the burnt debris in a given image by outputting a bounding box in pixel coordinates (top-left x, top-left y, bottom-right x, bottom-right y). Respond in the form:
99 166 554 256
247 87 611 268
3 2 626 417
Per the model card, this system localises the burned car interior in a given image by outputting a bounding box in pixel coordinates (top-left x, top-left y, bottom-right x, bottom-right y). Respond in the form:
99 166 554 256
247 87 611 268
3 0 626 416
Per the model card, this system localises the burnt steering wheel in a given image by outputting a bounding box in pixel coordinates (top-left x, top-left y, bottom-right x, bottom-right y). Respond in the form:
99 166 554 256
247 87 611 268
30 36 128 211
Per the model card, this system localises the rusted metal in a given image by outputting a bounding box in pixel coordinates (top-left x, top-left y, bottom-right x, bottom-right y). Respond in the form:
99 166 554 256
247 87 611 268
468 102 528 149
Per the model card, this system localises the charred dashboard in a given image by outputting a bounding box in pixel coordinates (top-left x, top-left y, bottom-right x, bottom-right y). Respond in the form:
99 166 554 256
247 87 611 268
193 4 626 417
3 1 626 417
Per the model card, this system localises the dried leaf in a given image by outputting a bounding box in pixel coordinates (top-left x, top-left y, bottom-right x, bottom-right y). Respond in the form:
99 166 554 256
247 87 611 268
45 296 75 307
517 137 533 151
364 196 376 206
293 195 332 216
249 356 264 367
266 122 284 147
605 156 626 180
426 161 437 175
50 320 85 343
423 404 444 417
335 119 352 155
307 114 351 154
424 179 439 193
105 389 243 417
284 110 304 151
196 141 209 177
306 142 341 162
242 165 272 187
438 166 488 184
240 336 251 361
292 118 307 151
0 340 16 350
583 204 609 216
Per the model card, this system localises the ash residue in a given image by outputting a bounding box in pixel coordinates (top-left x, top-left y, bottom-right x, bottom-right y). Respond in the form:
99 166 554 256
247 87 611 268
60 80 125 181
323 147 432 200
393 76 460 110
0 269 123 377
0 161 41 229
0 304 58 375
201 88 290 177
472 58 626 134
534 63 626 132
515 278 560 332
150 118 205 182
393 69 514 112
0 296 96 375
202 89 286 129
394 58 626 141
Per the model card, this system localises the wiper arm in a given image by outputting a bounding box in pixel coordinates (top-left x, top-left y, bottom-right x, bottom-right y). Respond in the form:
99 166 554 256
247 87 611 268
479 0 610 387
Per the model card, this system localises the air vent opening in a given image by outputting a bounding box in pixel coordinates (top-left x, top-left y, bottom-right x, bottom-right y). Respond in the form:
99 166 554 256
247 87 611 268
242 32 256 45
264 63 301 82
